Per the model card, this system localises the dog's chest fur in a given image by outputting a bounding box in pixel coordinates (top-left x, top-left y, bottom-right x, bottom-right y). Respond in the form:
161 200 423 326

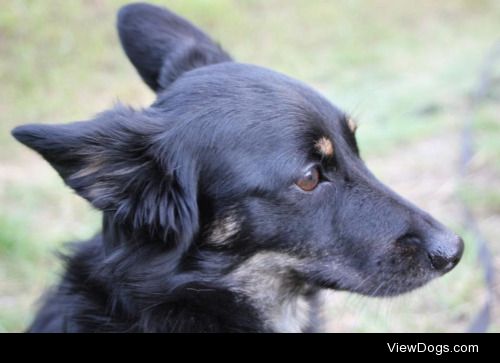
225 252 315 333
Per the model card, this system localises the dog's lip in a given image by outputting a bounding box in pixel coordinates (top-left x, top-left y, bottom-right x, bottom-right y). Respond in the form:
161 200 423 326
299 272 343 291
273 268 343 293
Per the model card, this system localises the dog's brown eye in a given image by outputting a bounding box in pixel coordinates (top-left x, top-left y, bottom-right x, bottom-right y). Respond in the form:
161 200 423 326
296 166 320 191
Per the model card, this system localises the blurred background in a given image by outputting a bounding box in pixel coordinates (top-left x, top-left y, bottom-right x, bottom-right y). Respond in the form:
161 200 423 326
1 0 499 332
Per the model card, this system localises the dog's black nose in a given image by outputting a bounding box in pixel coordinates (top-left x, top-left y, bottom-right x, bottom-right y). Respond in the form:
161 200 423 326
427 235 464 272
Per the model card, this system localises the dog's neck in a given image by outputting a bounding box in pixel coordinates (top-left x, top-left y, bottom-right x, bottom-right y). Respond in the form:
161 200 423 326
224 252 320 333
101 215 320 332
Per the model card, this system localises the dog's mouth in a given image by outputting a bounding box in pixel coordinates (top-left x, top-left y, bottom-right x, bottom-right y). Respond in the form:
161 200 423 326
297 231 464 298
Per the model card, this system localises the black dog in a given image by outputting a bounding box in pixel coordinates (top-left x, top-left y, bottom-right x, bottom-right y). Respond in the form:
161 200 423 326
12 3 464 332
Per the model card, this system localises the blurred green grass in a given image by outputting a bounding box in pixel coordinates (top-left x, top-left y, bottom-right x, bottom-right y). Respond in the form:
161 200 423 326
1 0 499 332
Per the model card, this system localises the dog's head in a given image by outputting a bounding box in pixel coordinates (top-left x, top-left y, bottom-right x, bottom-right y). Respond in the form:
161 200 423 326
12 3 463 297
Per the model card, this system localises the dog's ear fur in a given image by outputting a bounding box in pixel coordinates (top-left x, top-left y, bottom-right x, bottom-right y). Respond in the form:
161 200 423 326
117 2 232 92
11 106 198 249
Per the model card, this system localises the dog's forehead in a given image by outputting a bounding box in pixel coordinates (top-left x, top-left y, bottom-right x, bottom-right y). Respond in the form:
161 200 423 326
155 63 348 145
152 64 362 190
158 65 360 192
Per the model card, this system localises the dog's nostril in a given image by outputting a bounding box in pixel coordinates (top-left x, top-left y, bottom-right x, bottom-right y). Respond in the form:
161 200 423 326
427 253 451 271
428 236 464 272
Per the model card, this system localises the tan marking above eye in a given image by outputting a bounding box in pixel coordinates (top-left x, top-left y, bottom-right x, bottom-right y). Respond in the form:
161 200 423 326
315 137 334 157
347 117 358 133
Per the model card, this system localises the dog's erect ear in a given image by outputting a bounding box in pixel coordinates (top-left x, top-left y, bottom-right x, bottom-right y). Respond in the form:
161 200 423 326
11 107 198 249
117 3 232 92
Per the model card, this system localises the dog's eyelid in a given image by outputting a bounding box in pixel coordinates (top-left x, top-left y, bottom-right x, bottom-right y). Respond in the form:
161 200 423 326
317 155 338 175
294 163 333 185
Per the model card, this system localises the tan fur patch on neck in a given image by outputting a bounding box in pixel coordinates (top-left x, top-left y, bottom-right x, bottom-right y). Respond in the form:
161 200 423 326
315 137 334 157
225 252 312 333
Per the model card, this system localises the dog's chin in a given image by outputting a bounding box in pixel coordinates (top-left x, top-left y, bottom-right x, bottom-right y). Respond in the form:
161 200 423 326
304 270 438 298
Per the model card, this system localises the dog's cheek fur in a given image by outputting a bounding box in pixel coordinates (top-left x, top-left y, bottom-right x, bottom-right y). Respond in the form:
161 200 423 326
231 177 436 297
299 178 440 296
205 213 241 247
